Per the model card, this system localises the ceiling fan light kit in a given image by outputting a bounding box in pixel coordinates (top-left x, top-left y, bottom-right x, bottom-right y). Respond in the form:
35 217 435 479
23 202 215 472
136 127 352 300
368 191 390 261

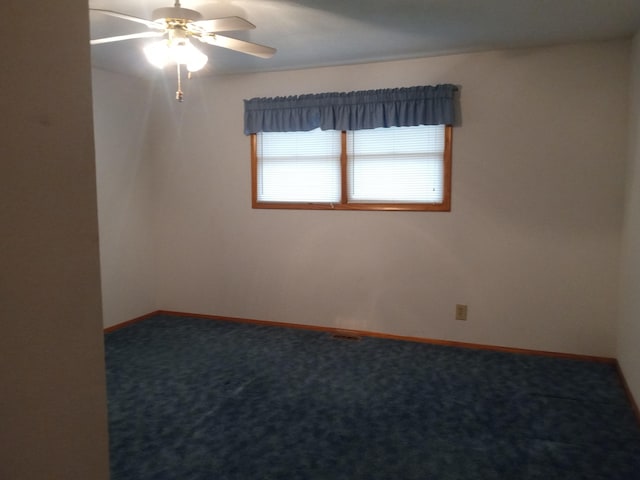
143 31 208 72
90 1 276 101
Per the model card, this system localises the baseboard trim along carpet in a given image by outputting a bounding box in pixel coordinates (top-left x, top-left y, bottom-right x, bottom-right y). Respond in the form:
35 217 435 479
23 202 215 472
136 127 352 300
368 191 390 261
105 309 616 362
104 309 639 423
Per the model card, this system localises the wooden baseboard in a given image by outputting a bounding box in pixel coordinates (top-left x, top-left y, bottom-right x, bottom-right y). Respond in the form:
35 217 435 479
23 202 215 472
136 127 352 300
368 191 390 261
105 309 638 423
616 362 640 424
103 311 163 333
107 309 614 364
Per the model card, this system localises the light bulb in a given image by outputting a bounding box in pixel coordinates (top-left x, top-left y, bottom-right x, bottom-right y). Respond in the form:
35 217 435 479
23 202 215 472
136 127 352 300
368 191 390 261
186 44 208 72
143 40 170 68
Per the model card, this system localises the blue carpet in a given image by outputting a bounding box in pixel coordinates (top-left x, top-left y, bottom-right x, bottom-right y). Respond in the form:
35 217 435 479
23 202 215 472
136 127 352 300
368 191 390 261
105 314 640 479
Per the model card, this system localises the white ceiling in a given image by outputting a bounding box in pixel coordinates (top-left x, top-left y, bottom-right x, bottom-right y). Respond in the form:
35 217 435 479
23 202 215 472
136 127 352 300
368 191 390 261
89 0 640 77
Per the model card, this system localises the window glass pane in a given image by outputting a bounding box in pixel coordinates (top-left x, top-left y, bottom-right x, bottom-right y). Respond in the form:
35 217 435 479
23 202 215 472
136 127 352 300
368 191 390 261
350 156 443 203
257 129 341 202
347 125 445 203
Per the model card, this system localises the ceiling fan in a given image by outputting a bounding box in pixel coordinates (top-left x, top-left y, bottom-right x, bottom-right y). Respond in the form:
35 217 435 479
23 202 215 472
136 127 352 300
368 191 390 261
90 1 276 101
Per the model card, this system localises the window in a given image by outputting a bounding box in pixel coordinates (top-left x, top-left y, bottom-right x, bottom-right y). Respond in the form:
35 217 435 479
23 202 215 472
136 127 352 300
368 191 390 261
254 129 342 203
245 84 458 211
251 124 452 211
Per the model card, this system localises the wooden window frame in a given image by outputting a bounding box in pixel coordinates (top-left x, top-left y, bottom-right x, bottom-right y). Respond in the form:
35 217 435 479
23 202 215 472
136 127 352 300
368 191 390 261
251 125 452 211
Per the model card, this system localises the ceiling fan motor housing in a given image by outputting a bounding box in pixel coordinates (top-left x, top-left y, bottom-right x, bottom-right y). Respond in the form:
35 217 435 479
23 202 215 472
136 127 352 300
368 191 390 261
152 6 203 23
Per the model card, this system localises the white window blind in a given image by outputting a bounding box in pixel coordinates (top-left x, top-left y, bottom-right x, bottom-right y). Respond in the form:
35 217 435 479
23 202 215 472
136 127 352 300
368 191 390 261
256 129 341 203
347 125 446 203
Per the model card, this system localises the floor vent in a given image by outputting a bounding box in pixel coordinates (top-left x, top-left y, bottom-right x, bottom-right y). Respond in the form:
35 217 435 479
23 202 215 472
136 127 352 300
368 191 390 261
331 331 361 341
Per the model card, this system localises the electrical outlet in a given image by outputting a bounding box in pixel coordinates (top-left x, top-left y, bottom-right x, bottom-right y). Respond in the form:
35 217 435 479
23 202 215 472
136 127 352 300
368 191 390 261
455 304 468 321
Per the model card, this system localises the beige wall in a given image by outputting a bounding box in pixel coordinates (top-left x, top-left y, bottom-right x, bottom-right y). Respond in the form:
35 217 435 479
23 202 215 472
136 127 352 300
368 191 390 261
0 1 110 479
93 69 157 328
141 40 629 357
618 31 640 404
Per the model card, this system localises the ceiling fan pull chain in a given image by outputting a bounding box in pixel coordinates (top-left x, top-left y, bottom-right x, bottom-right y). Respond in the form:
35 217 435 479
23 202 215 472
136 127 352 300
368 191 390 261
176 63 184 102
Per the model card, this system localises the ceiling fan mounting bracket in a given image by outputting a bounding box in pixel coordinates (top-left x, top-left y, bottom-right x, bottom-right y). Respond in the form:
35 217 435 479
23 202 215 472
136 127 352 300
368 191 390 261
152 7 203 24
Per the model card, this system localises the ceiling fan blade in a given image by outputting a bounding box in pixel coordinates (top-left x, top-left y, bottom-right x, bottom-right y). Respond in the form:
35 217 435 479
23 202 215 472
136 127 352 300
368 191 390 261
89 8 163 29
191 16 255 33
91 31 164 45
198 34 276 58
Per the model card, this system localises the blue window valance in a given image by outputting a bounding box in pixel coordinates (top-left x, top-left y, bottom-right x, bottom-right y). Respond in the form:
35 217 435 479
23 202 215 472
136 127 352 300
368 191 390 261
243 84 458 134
